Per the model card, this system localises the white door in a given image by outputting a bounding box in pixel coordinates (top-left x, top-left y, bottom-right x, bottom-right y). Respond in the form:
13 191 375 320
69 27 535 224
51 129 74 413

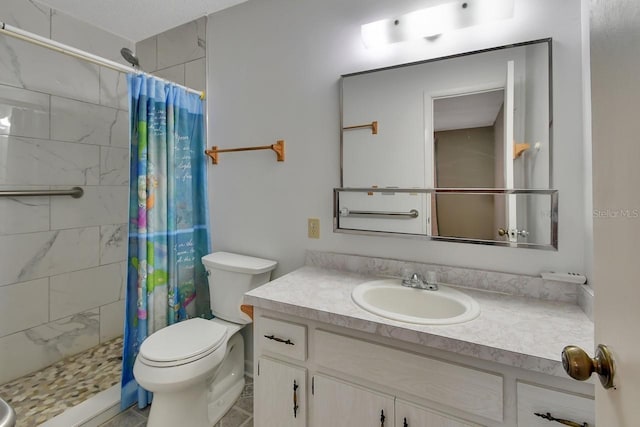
255 357 306 427
310 374 394 426
395 399 478 427
503 60 517 242
590 0 640 425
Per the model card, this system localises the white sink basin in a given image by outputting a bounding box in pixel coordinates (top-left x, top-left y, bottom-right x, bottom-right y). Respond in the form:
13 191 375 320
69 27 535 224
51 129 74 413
351 279 480 325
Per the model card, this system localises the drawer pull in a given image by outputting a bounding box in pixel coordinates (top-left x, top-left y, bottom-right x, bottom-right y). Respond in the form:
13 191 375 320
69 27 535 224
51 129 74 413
264 334 295 345
380 409 386 426
293 380 299 418
534 412 589 427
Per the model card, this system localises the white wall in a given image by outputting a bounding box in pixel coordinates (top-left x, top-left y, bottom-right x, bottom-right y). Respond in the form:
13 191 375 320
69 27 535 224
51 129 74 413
207 0 587 277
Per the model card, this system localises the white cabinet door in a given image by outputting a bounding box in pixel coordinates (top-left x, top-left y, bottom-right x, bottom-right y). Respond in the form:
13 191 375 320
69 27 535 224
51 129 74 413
255 357 306 427
395 399 479 427
311 374 394 427
516 383 594 427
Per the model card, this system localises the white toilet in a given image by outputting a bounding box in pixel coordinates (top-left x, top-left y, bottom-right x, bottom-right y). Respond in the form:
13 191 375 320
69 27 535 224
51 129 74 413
133 251 277 427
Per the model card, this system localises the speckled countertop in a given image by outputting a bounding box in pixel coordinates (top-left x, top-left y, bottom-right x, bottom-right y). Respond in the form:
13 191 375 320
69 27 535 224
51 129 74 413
245 265 594 377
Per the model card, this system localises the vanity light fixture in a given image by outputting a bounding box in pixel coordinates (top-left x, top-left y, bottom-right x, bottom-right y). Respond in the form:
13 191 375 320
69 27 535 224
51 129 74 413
361 0 515 48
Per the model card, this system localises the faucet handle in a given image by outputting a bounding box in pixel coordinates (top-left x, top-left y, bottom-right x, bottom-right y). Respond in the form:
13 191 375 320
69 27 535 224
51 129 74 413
401 271 422 287
426 271 438 284
409 273 426 287
423 271 439 290
400 266 413 279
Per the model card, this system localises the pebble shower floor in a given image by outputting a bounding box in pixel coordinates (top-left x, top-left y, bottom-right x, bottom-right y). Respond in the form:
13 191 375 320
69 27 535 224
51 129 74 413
0 337 123 426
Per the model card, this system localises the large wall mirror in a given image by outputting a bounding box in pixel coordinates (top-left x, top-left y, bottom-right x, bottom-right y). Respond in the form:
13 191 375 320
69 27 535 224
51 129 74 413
336 39 557 249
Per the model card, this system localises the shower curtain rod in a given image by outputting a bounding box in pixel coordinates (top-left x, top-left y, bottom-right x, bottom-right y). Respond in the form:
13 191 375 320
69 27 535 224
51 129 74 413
0 21 205 98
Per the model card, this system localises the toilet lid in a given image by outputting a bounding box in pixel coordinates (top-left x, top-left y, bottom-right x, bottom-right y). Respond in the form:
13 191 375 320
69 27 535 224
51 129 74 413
139 318 227 366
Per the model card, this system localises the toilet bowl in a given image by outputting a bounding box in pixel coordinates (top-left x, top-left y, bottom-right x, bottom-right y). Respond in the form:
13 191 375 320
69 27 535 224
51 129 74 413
132 252 277 427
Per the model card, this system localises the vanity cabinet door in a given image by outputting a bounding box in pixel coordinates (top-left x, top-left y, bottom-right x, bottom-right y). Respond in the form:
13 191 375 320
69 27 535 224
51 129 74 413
516 383 594 427
255 357 307 427
310 374 394 427
396 399 480 427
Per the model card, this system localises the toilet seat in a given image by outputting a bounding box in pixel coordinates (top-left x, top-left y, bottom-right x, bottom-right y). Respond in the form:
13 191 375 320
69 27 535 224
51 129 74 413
139 318 227 367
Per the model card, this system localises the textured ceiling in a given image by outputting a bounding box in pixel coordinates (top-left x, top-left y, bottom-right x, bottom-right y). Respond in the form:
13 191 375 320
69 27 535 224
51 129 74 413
37 0 248 41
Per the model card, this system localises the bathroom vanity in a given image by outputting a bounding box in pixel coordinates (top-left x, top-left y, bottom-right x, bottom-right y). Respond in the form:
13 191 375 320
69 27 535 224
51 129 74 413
244 256 595 427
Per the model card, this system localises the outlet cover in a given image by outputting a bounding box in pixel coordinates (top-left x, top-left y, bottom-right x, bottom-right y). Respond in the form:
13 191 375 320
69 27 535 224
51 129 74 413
308 218 320 239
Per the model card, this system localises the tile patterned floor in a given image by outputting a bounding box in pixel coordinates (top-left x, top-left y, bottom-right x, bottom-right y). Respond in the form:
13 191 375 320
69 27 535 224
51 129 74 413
0 337 123 426
99 377 254 427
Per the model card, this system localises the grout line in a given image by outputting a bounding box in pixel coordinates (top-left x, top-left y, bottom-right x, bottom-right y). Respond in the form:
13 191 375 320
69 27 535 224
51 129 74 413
0 132 129 148
2 211 129 237
48 94 52 139
47 276 51 322
98 67 102 106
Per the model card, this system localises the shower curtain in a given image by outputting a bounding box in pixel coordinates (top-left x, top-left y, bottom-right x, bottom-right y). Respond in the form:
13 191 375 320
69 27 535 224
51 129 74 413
121 75 211 410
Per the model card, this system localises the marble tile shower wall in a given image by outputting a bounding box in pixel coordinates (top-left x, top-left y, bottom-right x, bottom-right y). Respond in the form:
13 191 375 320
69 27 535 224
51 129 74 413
0 0 133 384
135 17 207 93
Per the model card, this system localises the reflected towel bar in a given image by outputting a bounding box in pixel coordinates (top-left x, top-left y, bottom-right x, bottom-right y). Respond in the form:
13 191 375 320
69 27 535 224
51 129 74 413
0 187 83 198
339 208 419 219
343 121 378 135
205 140 285 165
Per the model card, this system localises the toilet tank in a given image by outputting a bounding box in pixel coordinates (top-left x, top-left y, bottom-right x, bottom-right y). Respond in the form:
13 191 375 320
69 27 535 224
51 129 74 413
202 252 277 324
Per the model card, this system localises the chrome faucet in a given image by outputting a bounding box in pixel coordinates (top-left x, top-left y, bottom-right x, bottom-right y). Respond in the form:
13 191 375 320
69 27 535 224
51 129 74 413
401 272 438 291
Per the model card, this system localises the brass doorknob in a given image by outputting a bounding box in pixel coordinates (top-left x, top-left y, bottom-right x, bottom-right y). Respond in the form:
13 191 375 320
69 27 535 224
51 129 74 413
562 344 615 389
498 228 507 236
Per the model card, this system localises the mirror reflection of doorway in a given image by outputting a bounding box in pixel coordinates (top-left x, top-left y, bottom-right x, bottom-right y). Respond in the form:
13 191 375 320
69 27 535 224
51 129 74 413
433 89 505 240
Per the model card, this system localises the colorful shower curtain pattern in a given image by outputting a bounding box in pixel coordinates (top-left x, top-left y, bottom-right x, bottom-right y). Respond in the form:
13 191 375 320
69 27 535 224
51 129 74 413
121 75 211 410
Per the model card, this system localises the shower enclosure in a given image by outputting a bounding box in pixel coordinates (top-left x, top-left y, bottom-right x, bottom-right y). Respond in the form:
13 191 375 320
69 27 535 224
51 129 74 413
0 2 208 424
0 6 132 424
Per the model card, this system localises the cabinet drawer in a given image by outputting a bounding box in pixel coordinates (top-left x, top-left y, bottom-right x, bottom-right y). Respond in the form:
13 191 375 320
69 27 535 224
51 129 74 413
517 382 594 426
315 330 503 423
257 316 307 361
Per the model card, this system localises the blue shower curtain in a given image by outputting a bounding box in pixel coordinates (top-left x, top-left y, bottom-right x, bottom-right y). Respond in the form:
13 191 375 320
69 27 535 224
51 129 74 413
121 75 212 410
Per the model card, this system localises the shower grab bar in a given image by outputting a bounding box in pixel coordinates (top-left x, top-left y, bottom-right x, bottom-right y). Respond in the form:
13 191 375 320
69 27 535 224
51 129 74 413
339 207 419 219
0 187 84 198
